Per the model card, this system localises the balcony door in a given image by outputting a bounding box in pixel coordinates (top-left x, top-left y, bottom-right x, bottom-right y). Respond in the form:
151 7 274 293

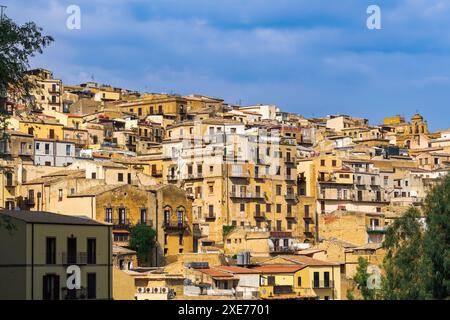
118 208 126 225
324 272 330 288
43 274 60 300
67 237 77 264
313 272 320 288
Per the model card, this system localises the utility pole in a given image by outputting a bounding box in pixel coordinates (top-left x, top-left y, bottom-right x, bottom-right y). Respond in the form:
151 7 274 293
0 5 7 23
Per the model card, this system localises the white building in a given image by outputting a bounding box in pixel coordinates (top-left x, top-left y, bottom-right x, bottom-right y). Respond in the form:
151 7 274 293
34 139 75 167
237 104 277 120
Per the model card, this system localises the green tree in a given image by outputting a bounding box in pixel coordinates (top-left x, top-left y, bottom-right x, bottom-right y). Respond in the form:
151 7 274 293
423 174 450 299
129 224 156 266
352 257 377 300
381 207 432 299
0 14 53 152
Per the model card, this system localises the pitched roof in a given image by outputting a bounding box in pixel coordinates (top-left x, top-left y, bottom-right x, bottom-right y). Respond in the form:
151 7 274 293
0 210 107 226
279 255 340 266
68 184 125 197
215 266 261 274
196 268 235 279
250 264 306 274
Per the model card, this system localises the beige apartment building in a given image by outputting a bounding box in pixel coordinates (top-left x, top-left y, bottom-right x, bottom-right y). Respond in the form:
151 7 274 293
161 118 302 246
0 210 112 300
24 69 63 112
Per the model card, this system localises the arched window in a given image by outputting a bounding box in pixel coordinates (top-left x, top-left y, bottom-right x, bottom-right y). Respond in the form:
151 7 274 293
176 206 185 227
164 206 172 225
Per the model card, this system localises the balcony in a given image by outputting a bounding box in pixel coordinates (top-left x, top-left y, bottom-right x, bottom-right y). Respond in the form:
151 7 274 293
273 285 293 295
254 212 266 219
367 226 387 233
284 193 298 201
184 173 204 180
167 174 178 182
163 221 187 230
61 252 88 265
61 287 87 300
230 192 266 199
285 175 296 182
286 214 296 220
254 173 267 179
303 214 313 221
304 230 314 238
151 170 162 177
24 197 35 206
270 246 296 254
205 213 216 220
229 171 250 178
311 280 334 289
5 179 16 187
112 219 132 230
284 158 295 165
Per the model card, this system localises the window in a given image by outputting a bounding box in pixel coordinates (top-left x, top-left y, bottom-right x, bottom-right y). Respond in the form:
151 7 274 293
43 274 59 300
240 203 245 212
276 204 282 213
58 189 63 201
179 234 184 245
332 160 337 167
276 185 282 196
208 205 214 218
276 220 282 231
118 173 124 182
118 208 126 224
313 272 320 288
287 220 293 230
28 189 35 202
268 276 275 286
304 205 310 217
91 172 96 179
266 204 271 213
87 273 96 299
140 208 147 224
320 159 325 166
297 277 302 287
105 208 112 223
45 143 50 155
209 185 214 194
65 144 71 156
87 239 96 264
324 272 330 288
46 237 56 264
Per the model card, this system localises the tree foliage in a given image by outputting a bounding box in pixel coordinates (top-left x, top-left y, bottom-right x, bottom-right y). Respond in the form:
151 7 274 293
0 14 53 103
0 14 53 147
381 207 432 299
423 175 450 299
353 257 377 300
129 224 156 266
381 174 450 300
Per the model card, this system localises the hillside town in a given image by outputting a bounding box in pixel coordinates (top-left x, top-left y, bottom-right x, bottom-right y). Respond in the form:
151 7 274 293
1 68 449 300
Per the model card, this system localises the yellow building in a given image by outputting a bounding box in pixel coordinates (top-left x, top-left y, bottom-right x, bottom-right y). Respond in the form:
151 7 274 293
163 119 302 246
148 184 195 266
0 160 17 210
9 115 64 141
24 68 63 112
0 210 112 300
257 255 342 300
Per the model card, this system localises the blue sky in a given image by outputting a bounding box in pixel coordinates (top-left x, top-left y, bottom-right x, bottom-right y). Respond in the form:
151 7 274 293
4 0 450 130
